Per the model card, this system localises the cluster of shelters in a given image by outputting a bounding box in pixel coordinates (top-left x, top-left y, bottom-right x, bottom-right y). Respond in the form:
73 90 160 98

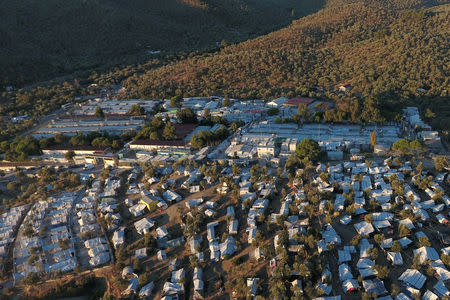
83 237 110 267
239 122 400 157
209 99 265 123
179 97 220 114
41 146 117 166
73 99 159 116
403 107 442 151
226 122 400 160
161 267 185 299
0 205 29 265
75 190 110 267
33 119 144 138
13 192 81 281
97 177 123 231
314 158 450 298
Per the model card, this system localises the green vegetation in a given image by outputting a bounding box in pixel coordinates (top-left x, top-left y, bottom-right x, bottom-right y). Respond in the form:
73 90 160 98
295 139 321 161
0 0 448 151
133 117 180 141
22 272 40 285
0 131 128 162
170 95 183 108
433 156 448 172
120 0 449 132
0 0 325 87
267 108 279 116
94 106 104 119
162 121 177 140
0 82 84 141
176 108 198 124
0 136 40 161
127 104 145 116
392 138 425 155
190 125 230 149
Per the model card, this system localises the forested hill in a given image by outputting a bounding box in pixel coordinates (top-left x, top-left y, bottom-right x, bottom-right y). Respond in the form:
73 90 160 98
0 0 325 87
121 0 449 129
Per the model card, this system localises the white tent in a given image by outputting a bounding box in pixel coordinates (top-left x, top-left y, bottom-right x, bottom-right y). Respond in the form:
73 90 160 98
431 260 450 281
433 280 449 297
342 279 359 293
339 264 353 281
134 217 155 235
399 269 426 289
354 221 374 236
413 246 439 264
139 281 154 297
387 252 403 265
338 250 352 264
422 290 439 300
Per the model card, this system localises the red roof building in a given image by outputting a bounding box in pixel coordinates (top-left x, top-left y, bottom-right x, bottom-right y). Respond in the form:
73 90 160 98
174 124 197 139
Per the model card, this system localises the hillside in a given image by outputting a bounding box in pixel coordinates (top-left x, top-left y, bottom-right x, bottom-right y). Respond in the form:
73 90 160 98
121 0 449 129
0 0 324 87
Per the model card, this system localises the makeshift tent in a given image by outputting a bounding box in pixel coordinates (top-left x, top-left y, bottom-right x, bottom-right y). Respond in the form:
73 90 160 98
342 279 359 293
339 264 353 281
387 252 403 266
399 269 426 289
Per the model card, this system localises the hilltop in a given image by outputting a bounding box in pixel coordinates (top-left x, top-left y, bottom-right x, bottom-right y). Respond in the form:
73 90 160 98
120 0 449 130
0 0 324 87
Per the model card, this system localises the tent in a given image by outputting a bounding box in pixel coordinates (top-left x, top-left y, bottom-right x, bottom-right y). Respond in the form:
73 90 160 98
359 239 373 258
359 267 377 278
422 290 439 300
398 237 413 248
339 264 353 281
321 224 342 244
340 215 351 225
380 238 393 249
317 282 332 295
171 268 185 283
342 279 359 293
413 246 439 264
431 260 450 281
357 258 375 269
338 250 352 264
354 221 374 236
139 281 154 297
433 280 449 297
374 220 391 230
395 293 412 300
387 252 403 266
362 278 387 296
399 269 426 289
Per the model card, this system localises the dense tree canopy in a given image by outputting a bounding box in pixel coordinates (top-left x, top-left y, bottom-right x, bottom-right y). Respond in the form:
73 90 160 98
177 108 198 124
119 0 449 132
295 138 321 161
0 0 325 87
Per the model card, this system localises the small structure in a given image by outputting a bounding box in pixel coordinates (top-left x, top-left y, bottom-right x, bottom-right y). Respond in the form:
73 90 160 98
354 221 374 237
387 252 403 266
399 269 426 289
157 250 167 261
134 218 155 235
135 248 147 260
413 246 439 264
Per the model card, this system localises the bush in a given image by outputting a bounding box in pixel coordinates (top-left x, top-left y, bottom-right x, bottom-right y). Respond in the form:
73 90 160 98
267 108 279 116
233 256 245 266
22 272 40 285
373 265 389 279
391 241 402 252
